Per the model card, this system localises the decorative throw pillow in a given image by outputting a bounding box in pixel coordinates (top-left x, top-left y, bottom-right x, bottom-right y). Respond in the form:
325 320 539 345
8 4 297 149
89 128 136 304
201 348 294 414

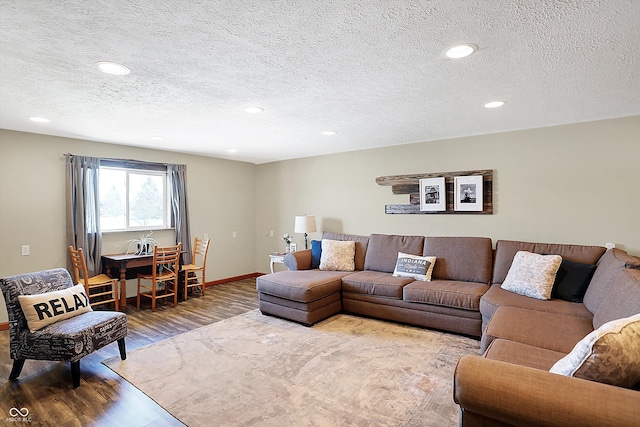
549 313 640 389
501 251 562 300
552 259 597 302
18 284 92 333
311 239 322 269
319 239 356 271
392 252 437 282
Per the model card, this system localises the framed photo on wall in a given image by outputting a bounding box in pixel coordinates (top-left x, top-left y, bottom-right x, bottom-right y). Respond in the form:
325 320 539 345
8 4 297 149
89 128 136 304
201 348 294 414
419 177 446 211
454 175 483 211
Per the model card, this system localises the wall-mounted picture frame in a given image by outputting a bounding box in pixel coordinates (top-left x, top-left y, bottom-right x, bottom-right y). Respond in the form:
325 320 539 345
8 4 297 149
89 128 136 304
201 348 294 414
289 243 297 252
454 175 483 211
419 177 446 211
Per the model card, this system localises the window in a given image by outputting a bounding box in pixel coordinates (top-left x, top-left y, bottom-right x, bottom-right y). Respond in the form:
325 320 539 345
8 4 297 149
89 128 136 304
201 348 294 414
99 165 170 232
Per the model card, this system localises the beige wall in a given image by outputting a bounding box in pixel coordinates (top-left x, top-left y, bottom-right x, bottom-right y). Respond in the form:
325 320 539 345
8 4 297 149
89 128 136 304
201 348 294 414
254 116 640 271
0 130 256 322
2 116 639 323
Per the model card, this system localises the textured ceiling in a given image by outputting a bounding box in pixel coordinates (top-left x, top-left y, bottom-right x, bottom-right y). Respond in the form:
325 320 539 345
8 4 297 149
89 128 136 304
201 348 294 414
1 1 639 164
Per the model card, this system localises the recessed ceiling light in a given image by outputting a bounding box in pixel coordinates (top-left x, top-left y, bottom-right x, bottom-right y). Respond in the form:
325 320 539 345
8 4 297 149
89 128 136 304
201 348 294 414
96 61 131 75
441 43 478 59
244 107 264 114
483 101 506 109
30 117 50 123
227 149 239 153
322 131 337 136
150 136 164 141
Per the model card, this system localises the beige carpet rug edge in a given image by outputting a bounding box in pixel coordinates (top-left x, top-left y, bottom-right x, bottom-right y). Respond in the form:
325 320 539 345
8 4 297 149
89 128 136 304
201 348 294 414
103 310 480 427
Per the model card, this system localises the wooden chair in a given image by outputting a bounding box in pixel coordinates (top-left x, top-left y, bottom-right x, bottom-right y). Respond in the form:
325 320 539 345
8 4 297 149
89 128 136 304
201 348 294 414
182 237 210 299
68 246 119 311
137 243 181 312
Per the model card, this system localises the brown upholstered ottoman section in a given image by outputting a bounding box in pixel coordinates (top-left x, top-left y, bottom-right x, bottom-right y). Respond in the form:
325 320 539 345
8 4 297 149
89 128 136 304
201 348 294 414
481 306 593 353
256 270 349 326
259 296 341 326
403 280 489 311
257 270 346 302
479 284 594 330
341 271 414 299
484 339 566 371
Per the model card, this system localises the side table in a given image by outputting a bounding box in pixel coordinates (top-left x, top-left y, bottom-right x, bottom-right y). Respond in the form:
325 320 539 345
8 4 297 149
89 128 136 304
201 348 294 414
269 253 287 274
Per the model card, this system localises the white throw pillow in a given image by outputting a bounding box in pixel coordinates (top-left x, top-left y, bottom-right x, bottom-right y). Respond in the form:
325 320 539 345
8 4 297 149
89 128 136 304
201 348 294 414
392 252 437 282
501 251 562 300
18 284 92 332
319 239 356 271
549 313 640 388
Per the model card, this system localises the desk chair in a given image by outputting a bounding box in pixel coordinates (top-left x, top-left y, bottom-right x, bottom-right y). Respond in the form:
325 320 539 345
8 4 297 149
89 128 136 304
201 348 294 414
0 268 127 388
182 237 210 299
137 243 181 311
69 246 119 311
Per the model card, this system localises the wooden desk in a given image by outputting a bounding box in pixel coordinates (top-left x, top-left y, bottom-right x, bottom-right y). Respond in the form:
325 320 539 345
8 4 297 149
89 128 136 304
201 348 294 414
102 253 154 310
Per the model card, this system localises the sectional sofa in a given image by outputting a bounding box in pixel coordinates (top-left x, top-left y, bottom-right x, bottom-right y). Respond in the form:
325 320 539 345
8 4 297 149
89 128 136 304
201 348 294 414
256 232 640 426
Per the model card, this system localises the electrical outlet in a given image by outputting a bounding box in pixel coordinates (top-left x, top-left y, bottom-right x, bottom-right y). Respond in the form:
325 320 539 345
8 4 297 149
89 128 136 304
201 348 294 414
605 243 616 250
233 231 237 238
204 232 209 240
21 245 30 256
269 230 274 237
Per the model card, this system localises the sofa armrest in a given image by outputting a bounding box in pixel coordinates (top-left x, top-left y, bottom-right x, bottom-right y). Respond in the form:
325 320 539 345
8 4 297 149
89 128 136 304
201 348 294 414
454 355 640 427
284 249 312 270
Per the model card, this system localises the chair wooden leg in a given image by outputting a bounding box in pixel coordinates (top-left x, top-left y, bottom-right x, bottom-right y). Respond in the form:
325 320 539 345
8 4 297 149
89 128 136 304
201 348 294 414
173 278 178 307
136 277 141 309
201 273 205 296
113 281 119 312
184 274 189 301
151 281 156 312
8 359 25 381
71 361 80 388
118 338 127 360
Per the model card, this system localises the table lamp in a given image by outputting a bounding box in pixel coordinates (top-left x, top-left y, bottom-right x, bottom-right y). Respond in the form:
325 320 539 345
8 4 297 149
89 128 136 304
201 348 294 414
294 215 317 249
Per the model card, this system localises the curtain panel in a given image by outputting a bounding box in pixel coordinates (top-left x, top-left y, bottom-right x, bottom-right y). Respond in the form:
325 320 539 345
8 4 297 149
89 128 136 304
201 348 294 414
168 164 192 265
65 154 102 276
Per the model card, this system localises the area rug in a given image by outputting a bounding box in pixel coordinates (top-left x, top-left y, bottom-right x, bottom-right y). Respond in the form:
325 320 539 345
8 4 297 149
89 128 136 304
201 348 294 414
103 310 480 426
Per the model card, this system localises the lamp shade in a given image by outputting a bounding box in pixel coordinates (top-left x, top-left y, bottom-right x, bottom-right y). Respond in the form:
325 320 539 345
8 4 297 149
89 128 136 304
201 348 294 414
294 215 317 234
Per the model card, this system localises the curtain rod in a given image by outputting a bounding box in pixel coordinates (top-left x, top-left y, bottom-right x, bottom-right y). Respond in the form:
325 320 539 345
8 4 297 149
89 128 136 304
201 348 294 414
63 153 185 168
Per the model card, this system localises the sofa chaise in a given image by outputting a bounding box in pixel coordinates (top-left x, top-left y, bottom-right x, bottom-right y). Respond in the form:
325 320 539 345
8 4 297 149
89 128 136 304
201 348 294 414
258 232 493 337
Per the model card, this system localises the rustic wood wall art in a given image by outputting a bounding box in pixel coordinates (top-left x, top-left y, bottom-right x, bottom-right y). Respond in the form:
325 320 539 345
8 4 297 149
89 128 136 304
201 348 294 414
375 169 493 215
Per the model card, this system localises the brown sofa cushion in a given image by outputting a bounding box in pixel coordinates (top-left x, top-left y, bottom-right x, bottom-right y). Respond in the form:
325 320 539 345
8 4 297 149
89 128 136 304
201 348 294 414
482 306 594 354
492 240 606 285
256 270 348 303
592 269 640 329
480 284 593 329
364 234 425 273
583 248 640 316
423 236 493 284
341 271 414 299
484 339 566 371
403 280 489 311
322 232 370 271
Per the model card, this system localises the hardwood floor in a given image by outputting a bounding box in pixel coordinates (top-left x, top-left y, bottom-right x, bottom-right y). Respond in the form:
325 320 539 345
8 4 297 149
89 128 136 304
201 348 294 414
0 278 259 427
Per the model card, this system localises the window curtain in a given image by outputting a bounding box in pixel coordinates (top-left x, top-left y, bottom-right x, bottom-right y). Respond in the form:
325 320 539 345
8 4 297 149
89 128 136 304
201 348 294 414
168 164 192 265
65 154 102 276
